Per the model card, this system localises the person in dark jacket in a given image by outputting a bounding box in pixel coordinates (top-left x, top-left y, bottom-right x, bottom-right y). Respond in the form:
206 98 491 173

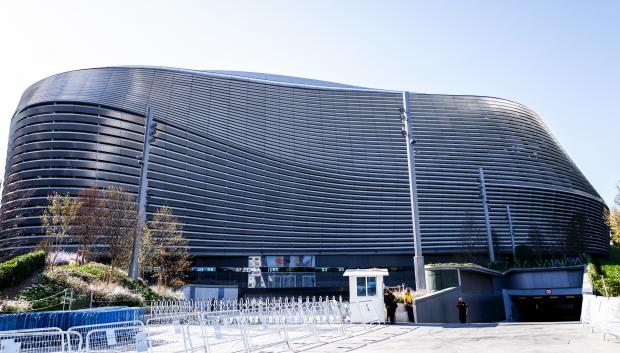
456 297 468 323
384 289 397 324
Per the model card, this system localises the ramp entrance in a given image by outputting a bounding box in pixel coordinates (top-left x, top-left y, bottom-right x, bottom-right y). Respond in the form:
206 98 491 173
511 294 582 322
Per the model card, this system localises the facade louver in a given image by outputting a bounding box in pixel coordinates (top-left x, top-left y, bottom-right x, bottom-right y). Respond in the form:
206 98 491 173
1 67 609 291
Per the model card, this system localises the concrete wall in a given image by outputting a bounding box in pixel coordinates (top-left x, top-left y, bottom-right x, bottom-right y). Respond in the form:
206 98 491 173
581 294 620 326
426 269 459 292
414 287 462 323
503 268 583 290
461 271 502 294
462 293 505 322
414 286 505 323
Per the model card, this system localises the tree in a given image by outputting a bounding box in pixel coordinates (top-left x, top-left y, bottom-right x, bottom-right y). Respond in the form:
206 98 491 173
609 209 620 245
40 192 82 267
564 211 588 257
139 225 156 278
100 186 138 272
460 211 483 261
528 225 545 259
491 228 501 259
144 206 190 286
74 185 103 263
606 183 620 245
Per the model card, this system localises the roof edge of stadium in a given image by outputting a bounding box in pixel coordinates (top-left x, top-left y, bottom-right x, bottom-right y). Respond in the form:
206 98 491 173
47 65 399 93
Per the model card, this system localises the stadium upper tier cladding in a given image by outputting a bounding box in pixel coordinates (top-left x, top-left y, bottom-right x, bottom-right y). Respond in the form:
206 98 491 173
1 66 609 256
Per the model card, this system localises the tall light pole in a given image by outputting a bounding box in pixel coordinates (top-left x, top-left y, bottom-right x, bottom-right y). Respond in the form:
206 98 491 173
506 205 516 259
478 167 495 262
400 91 425 290
128 107 156 280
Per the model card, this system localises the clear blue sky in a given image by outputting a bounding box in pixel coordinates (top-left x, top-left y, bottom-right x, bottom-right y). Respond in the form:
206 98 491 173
0 0 618 205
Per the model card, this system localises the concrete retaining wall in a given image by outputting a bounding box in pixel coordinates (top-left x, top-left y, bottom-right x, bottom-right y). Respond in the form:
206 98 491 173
503 268 583 290
414 287 504 323
414 287 462 323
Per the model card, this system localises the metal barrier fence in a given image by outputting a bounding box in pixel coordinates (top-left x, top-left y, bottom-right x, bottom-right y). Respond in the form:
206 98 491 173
149 295 342 318
581 294 620 341
0 298 383 352
0 330 82 352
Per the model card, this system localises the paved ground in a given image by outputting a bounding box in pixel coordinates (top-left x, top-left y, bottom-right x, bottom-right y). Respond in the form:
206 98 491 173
273 322 619 353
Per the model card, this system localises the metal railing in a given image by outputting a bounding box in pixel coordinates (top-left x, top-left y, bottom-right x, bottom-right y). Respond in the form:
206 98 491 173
0 330 82 352
0 297 384 352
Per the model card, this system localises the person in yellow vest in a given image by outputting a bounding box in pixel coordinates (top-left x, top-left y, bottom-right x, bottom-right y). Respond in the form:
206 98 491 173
404 288 414 322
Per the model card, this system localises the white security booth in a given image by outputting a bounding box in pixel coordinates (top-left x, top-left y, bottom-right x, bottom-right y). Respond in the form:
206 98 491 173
343 268 388 323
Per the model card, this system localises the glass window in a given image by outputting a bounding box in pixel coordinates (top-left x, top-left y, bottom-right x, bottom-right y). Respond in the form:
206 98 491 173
367 277 377 296
302 275 315 288
283 275 296 288
268 274 282 288
357 277 367 296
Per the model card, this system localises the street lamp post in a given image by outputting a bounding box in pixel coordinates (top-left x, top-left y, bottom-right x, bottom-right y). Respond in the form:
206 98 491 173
478 167 495 262
128 107 156 280
506 205 516 259
400 91 425 290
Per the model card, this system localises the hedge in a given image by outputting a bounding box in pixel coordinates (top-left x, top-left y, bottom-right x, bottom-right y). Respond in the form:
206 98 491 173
0 251 46 289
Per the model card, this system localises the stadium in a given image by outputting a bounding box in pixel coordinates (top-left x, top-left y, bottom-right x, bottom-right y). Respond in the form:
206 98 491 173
0 66 609 294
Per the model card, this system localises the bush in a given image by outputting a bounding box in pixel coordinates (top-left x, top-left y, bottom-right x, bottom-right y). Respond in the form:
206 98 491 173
599 264 620 297
150 285 185 300
41 266 145 307
0 251 46 288
0 298 32 313
13 260 183 310
87 281 143 307
18 281 65 310
66 263 161 302
588 246 620 297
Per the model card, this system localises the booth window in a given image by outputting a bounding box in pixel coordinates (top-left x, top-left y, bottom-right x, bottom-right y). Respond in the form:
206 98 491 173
357 276 377 296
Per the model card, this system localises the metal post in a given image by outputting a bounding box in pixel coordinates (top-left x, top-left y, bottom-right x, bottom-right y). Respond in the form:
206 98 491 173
506 205 516 259
479 168 495 262
401 91 425 290
128 106 155 280
601 275 609 297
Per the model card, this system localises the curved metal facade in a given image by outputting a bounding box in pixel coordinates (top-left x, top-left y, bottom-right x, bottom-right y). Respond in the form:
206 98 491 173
1 67 609 260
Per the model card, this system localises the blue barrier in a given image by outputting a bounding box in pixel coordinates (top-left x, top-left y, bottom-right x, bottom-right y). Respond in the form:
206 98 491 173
0 307 144 331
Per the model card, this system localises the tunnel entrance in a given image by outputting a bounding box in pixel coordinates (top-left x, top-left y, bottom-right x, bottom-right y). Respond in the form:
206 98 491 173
511 295 582 322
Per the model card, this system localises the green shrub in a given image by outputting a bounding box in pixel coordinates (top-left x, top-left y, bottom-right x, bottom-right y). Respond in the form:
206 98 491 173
66 263 161 302
12 260 181 310
40 266 146 307
0 251 46 288
589 246 620 297
18 282 65 310
599 264 620 297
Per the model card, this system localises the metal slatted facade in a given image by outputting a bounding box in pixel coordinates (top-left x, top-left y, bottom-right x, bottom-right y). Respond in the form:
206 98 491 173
0 67 609 261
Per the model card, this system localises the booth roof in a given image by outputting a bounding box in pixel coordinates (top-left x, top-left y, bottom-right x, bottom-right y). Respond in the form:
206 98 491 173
343 268 389 277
